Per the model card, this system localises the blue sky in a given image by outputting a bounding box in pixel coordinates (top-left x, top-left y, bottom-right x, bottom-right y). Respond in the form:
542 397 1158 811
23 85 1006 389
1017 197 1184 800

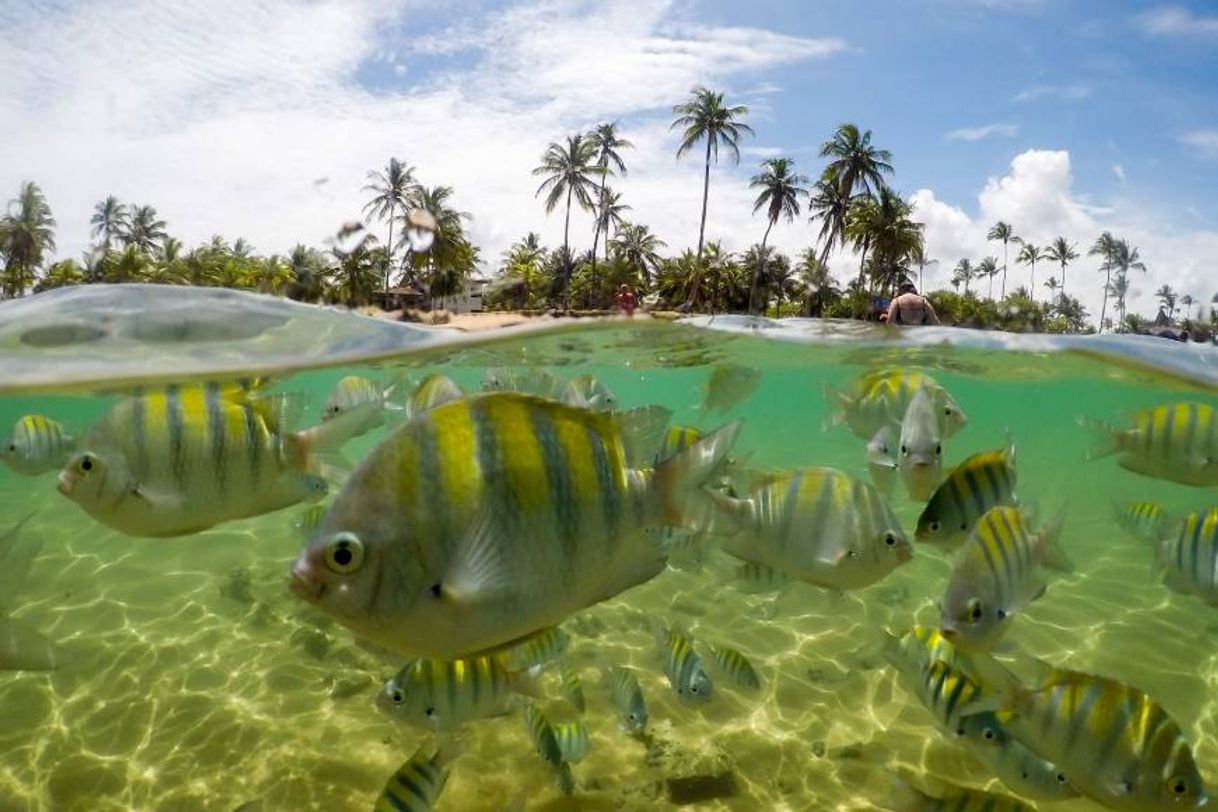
2 0 1216 318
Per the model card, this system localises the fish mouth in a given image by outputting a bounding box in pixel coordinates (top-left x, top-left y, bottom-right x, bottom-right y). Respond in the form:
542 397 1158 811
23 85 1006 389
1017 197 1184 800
289 560 325 603
940 625 958 640
56 470 75 496
896 545 913 563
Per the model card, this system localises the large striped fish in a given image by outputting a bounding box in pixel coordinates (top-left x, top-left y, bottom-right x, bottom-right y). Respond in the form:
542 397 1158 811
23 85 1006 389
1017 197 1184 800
290 392 740 658
1115 500 1171 543
373 740 461 812
1153 507 1218 606
376 653 539 731
916 443 1017 548
963 659 1208 811
825 368 967 441
1 414 76 476
714 467 912 590
940 506 1072 652
1083 402 1218 486
57 382 369 538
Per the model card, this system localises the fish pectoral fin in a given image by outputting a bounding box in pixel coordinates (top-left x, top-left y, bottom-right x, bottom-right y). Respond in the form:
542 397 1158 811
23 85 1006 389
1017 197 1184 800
440 507 514 607
131 484 184 512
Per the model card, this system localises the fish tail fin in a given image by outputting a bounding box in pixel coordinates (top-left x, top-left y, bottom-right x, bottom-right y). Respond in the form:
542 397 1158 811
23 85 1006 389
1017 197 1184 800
617 405 673 469
653 420 743 531
1078 415 1122 460
293 402 378 477
1035 504 1074 573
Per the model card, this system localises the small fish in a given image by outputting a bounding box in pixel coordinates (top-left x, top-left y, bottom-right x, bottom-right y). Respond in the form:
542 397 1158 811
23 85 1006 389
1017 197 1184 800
664 530 709 573
825 369 967 441
1152 507 1218 606
655 626 713 704
294 503 328 539
896 386 943 501
560 374 617 411
290 393 740 658
322 374 404 434
916 442 1017 548
553 720 590 763
1082 402 1218 487
373 740 462 812
733 561 791 595
962 659 1208 811
940 506 1072 652
407 374 463 419
481 368 562 399
866 425 899 496
376 654 539 731
503 627 571 671
521 702 563 766
559 663 586 713
706 644 761 691
1 415 76 476
888 775 1034 812
602 665 648 732
715 467 912 591
700 363 761 415
1114 500 1171 543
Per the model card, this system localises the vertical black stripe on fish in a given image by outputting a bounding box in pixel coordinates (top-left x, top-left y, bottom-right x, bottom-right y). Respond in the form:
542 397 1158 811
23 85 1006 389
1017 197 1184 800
962 468 988 530
532 409 576 571
1064 680 1103 750
132 394 149 476
420 411 451 544
1189 516 1205 586
995 509 1024 596
205 382 226 496
587 425 618 545
243 402 261 487
165 384 186 489
1090 690 1133 777
1183 404 1199 466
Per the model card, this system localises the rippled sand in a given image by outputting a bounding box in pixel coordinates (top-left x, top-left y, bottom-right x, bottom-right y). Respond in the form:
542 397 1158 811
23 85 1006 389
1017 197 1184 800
2 328 1217 811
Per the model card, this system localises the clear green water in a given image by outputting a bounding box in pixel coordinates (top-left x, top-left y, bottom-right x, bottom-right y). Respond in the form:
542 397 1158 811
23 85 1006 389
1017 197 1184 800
1 321 1217 812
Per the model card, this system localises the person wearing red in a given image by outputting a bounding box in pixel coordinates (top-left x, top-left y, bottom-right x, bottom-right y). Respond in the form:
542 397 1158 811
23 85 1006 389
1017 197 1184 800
615 284 637 316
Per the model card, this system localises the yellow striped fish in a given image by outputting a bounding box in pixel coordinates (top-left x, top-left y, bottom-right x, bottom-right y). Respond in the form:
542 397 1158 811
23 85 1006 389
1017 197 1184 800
881 629 1077 802
556 761 575 797
733 561 790 595
373 741 462 812
375 653 538 731
321 374 404 436
888 775 1034 812
1083 402 1218 486
559 664 585 713
715 467 912 590
521 702 563 766
916 443 1017 548
58 383 366 538
940 506 1072 652
504 627 570 671
1 415 75 476
602 665 648 732
826 368 967 440
553 720 589 764
407 374 463 419
1114 500 1170 543
706 644 761 691
963 660 1208 811
700 364 760 415
1153 507 1218 606
560 374 617 412
655 626 713 704
291 392 740 659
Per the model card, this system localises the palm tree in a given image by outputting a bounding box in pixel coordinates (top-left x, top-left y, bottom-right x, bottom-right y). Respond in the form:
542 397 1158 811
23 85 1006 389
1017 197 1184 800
610 223 666 287
90 196 128 252
987 222 1016 299
1180 294 1195 321
912 245 937 293
952 259 974 295
0 181 56 298
1016 242 1044 304
287 244 328 302
363 158 418 292
1110 238 1147 328
1156 284 1177 320
818 123 894 199
1088 231 1117 332
533 134 602 309
404 185 472 310
1106 274 1130 331
586 123 633 276
124 205 167 254
595 189 632 262
1044 276 1061 305
747 157 808 314
842 187 921 296
671 86 753 307
976 257 999 300
106 244 151 283
37 259 83 291
796 248 839 316
1043 237 1078 302
809 176 853 266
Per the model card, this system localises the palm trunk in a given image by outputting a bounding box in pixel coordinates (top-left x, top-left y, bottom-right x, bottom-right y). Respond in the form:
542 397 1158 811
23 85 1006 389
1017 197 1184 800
385 204 395 293
1099 265 1111 332
988 273 993 300
687 139 713 310
562 185 573 312
590 174 606 277
749 221 773 316
1059 260 1067 301
1001 240 1009 299
1029 261 1036 303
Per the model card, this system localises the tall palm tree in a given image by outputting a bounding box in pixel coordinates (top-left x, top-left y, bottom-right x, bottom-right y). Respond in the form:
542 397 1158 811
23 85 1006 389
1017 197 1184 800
404 185 472 310
586 122 633 276
1044 276 1060 305
809 176 853 267
796 248 839 316
843 186 921 295
91 196 128 253
287 244 328 302
124 205 167 254
747 157 808 314
952 259 974 295
818 123 894 199
1111 238 1147 327
533 134 602 309
987 222 1016 299
1155 284 1177 319
1016 242 1044 304
611 223 667 287
976 256 999 300
363 158 418 292
1180 294 1195 321
595 188 632 262
1088 231 1117 332
671 86 753 308
1106 274 1131 331
912 245 937 294
1043 237 1078 302
0 181 56 298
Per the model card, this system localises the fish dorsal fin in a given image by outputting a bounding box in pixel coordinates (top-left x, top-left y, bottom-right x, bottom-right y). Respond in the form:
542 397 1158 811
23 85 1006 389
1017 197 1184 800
234 391 307 434
616 405 673 469
440 505 515 607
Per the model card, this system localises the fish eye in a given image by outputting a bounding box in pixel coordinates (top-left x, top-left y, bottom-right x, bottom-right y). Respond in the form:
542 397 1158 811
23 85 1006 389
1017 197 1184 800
323 532 365 574
6 443 15 452
944 407 953 416
1056 774 1068 785
77 453 96 473
900 444 908 455
883 532 897 547
981 726 997 741
1170 777 1188 795
997 609 1007 620
929 521 941 533
425 707 435 717
391 690 403 704
934 443 942 456
966 598 984 622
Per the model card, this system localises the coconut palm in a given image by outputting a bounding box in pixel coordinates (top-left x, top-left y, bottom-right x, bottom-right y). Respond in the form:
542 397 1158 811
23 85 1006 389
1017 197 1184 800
1043 237 1078 301
0 181 56 298
976 257 999 300
747 157 808 314
362 158 419 291
796 248 839 316
404 185 472 310
533 134 602 309
1088 231 1117 332
595 189 632 262
1044 276 1060 305
951 259 974 295
91 196 128 252
987 222 1016 299
818 123 893 199
586 122 633 275
671 86 753 307
809 175 853 266
1156 284 1177 319
124 205 167 254
843 186 921 296
1016 242 1044 304
610 223 666 287
1106 274 1130 330
1110 238 1147 328
38 259 83 291
1181 294 1195 321
912 245 937 293
106 244 151 283
287 244 329 302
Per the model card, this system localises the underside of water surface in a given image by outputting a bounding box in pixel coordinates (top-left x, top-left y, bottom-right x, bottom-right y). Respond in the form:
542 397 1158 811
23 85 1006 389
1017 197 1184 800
2 286 1218 811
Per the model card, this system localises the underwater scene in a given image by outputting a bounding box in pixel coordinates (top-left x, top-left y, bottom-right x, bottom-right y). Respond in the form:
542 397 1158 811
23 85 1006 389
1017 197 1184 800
4 292 1218 812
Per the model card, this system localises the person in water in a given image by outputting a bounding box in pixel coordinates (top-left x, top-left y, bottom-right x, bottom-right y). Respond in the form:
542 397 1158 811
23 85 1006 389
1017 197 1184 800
616 284 637 317
885 282 940 326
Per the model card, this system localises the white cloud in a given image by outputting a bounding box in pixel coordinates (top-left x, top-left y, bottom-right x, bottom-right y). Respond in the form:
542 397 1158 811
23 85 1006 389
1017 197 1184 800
1011 83 1092 103
1112 164 1126 182
944 123 1018 142
1180 130 1218 158
741 146 786 159
1139 6 1218 38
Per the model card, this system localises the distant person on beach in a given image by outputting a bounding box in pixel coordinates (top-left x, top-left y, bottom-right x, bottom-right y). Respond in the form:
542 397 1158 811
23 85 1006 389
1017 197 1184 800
616 284 637 317
885 282 940 326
